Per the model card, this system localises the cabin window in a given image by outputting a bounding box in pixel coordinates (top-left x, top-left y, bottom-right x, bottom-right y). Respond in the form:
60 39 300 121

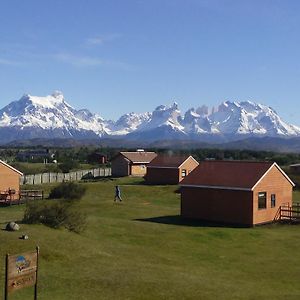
181 169 187 177
258 192 267 209
271 194 276 208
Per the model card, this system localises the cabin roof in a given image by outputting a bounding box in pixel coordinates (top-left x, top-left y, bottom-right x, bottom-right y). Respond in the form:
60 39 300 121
181 160 294 190
117 151 157 164
147 155 198 169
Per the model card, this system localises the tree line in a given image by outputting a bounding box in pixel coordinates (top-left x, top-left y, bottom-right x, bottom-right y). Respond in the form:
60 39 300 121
1 146 300 167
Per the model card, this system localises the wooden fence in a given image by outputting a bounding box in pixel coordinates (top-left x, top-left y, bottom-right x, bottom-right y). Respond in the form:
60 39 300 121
276 203 300 222
20 167 111 185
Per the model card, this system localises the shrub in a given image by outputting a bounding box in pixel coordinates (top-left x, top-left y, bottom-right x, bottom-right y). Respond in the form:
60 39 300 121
23 200 86 233
58 160 79 173
49 182 87 200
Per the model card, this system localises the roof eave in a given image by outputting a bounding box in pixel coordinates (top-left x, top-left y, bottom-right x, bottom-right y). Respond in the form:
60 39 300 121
251 162 295 190
0 160 23 176
180 184 252 191
178 156 199 169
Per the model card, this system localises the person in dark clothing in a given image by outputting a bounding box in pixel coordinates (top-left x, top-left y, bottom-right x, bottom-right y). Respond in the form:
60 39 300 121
114 185 122 202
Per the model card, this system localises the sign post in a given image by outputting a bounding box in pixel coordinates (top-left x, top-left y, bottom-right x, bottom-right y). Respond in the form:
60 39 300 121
4 246 39 300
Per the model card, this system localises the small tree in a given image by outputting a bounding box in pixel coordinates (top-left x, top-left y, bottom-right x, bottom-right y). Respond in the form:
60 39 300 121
23 182 87 233
49 182 86 200
58 160 79 173
23 200 86 233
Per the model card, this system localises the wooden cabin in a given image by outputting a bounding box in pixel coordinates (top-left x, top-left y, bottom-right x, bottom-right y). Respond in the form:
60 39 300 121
180 161 294 226
0 160 23 202
145 155 199 185
111 151 157 177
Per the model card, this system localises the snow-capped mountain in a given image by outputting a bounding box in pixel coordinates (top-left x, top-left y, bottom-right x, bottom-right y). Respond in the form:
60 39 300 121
0 91 109 141
182 101 300 138
0 92 299 144
108 112 151 135
125 102 187 141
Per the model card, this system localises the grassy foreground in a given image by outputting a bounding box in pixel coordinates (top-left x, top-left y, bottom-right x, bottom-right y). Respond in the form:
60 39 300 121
0 178 300 300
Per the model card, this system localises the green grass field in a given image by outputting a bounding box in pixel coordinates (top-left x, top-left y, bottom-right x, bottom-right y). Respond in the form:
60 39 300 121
10 162 96 175
1 178 300 299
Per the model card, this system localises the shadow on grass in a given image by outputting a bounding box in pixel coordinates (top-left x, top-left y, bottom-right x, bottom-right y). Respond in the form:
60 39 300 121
134 215 250 228
81 176 116 183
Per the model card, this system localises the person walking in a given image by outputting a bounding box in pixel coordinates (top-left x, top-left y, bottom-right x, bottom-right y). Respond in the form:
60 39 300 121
114 185 122 202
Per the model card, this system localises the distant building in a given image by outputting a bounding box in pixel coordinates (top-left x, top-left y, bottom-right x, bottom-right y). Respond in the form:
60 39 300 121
111 151 157 177
145 155 199 185
87 152 107 165
289 163 300 174
0 160 23 202
17 149 54 162
180 161 294 226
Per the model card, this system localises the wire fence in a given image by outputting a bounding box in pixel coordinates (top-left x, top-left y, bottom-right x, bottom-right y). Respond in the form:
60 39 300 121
20 167 112 185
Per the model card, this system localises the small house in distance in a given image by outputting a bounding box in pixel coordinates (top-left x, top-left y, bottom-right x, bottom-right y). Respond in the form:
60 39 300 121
111 151 157 177
87 152 107 165
289 163 300 174
145 155 199 185
0 160 23 202
17 149 54 162
180 161 295 226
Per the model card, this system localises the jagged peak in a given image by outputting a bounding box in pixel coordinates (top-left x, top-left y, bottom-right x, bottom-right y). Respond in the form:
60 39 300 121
1 92 300 143
51 90 65 101
171 101 179 110
155 101 179 112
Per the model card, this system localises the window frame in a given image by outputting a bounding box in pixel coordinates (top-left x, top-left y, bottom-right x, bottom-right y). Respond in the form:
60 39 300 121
271 194 276 208
258 192 267 210
181 169 187 177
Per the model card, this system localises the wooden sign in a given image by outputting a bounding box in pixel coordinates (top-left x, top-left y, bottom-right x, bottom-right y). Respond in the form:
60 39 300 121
5 247 39 300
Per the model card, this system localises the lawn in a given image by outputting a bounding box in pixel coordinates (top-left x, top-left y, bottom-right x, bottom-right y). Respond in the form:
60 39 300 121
0 178 300 299
10 162 96 175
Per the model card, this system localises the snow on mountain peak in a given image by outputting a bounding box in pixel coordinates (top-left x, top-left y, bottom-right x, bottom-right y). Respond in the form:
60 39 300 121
136 101 184 133
0 92 109 137
16 92 69 113
109 111 152 135
0 92 299 143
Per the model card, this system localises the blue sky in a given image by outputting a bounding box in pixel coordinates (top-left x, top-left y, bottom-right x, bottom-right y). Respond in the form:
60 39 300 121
0 0 300 124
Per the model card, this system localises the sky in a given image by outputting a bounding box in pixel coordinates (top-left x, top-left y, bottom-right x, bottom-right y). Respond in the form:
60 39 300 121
0 0 300 124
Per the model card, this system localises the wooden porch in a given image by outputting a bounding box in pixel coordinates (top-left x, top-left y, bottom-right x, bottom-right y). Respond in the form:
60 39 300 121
275 203 300 223
0 190 44 206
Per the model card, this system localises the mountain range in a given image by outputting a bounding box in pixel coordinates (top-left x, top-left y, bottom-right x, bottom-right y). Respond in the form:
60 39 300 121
0 91 299 146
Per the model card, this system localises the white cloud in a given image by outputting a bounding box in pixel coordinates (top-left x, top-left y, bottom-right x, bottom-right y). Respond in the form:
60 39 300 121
54 53 104 67
85 33 121 46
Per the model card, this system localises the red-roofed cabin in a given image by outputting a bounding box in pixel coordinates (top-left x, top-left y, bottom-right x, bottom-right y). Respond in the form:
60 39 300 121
180 161 294 226
145 155 199 185
111 151 157 177
0 160 23 202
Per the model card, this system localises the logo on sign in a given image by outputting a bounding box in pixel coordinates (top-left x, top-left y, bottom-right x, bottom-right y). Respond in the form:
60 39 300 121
16 256 31 273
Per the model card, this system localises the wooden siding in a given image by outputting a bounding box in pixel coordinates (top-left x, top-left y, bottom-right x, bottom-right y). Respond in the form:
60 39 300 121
111 155 130 177
252 165 293 224
131 164 147 176
0 163 21 200
146 156 199 185
145 168 180 184
179 158 199 182
181 187 253 225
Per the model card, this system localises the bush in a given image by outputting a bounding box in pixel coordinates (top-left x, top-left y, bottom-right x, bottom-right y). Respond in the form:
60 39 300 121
58 160 79 173
49 182 87 200
23 200 86 233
